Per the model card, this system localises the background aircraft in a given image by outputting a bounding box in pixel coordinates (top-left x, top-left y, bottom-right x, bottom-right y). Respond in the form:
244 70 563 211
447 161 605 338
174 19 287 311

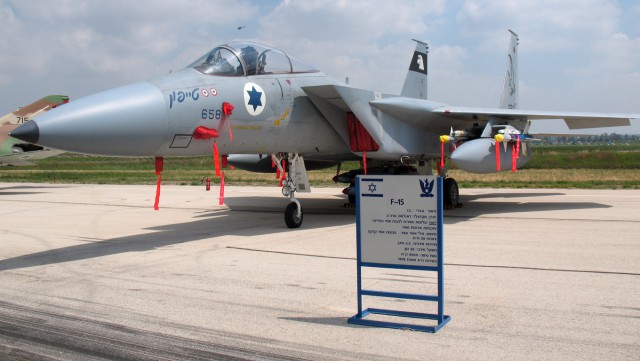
10 33 636 227
1 95 69 166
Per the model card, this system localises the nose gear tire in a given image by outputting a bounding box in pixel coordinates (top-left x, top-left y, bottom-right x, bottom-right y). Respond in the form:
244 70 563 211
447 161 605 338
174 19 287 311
285 202 303 228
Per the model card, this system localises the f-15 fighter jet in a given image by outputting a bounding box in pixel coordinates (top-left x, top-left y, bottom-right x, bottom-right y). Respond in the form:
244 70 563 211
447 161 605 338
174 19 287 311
10 31 635 227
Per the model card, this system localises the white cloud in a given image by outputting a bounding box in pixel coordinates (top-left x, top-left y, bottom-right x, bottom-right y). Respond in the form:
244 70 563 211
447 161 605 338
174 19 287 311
457 0 620 52
448 0 640 113
255 0 446 93
0 0 260 108
0 0 638 120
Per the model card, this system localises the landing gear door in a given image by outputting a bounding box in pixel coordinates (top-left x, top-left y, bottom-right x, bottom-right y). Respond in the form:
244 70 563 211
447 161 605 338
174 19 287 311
292 155 311 193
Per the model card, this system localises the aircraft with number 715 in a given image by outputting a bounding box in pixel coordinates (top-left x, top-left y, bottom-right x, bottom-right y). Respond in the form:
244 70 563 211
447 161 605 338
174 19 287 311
10 30 636 228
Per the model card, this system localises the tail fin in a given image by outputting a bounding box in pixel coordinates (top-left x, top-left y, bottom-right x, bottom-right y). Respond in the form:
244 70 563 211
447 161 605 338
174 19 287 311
400 39 429 99
499 30 519 109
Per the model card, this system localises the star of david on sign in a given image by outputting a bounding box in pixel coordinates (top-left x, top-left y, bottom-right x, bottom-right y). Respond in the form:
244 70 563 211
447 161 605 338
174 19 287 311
368 183 377 193
243 82 266 116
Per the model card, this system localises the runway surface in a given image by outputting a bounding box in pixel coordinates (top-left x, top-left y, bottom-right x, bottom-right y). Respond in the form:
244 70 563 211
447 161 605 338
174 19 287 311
0 183 638 360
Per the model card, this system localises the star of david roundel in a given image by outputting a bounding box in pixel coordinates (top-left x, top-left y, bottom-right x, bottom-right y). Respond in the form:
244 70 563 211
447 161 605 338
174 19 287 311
243 82 266 116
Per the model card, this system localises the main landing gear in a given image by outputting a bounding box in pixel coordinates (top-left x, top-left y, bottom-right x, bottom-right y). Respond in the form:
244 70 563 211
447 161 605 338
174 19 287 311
443 177 459 208
439 165 460 209
274 153 303 228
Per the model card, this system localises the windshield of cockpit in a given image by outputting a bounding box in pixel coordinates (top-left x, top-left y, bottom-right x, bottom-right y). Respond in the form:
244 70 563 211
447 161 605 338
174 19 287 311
189 42 317 76
191 47 242 76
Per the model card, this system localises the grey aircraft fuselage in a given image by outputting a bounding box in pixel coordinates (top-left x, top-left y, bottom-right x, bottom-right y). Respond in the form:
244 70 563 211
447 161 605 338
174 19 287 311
151 69 354 158
10 41 460 163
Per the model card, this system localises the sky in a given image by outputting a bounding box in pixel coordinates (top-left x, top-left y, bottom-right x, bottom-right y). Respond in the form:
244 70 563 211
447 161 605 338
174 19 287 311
1 0 639 133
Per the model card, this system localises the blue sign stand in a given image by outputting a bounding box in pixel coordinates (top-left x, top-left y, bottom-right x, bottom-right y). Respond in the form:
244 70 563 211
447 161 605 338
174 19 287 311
348 175 450 333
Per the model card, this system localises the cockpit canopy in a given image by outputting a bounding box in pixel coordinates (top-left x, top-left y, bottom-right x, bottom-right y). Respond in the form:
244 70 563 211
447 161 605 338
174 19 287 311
189 41 318 76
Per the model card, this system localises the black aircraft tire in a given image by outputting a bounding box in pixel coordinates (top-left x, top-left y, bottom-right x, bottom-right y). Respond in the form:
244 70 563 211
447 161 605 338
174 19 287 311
285 202 303 228
443 178 459 207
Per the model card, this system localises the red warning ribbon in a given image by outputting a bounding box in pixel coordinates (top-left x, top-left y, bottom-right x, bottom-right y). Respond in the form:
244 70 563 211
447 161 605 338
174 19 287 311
154 174 162 210
362 150 368 175
154 156 163 210
222 102 235 142
511 143 517 172
219 171 225 205
213 141 221 177
495 141 501 172
193 126 224 203
279 159 286 187
439 141 445 174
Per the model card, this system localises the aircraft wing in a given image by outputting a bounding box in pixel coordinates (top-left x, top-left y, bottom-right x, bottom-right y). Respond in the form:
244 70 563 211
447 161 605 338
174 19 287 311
370 97 636 129
304 86 636 141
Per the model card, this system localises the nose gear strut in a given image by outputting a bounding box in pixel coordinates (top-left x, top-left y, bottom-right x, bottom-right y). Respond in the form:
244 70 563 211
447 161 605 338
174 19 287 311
272 153 303 228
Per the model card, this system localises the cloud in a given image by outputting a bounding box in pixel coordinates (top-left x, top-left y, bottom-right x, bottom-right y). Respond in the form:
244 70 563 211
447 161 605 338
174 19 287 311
0 0 638 120
457 0 620 52
0 0 259 106
255 0 446 93
448 0 640 113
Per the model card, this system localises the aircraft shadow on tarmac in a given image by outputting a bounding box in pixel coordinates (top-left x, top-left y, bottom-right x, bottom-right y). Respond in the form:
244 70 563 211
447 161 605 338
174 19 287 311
0 204 354 272
0 184 70 196
444 191 611 223
222 194 356 215
0 191 610 272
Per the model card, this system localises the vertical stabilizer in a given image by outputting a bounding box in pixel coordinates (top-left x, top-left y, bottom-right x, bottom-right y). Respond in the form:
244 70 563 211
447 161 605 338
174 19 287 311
499 30 519 109
401 39 429 99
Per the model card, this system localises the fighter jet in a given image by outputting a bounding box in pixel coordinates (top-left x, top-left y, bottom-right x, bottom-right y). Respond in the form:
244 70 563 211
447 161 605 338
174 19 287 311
1 95 69 166
10 32 636 227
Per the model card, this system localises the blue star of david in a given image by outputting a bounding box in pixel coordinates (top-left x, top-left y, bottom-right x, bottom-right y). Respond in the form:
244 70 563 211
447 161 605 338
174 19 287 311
368 183 377 192
246 86 263 111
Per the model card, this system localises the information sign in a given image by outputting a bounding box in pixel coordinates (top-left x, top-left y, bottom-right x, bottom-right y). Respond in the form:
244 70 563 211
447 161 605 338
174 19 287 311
358 175 440 268
349 175 450 333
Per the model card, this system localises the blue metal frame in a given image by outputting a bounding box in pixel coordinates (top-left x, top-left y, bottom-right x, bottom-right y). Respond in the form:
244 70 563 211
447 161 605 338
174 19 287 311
349 176 451 333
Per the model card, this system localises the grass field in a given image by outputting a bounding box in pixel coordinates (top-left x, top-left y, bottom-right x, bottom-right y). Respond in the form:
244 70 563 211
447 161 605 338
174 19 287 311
1 144 639 189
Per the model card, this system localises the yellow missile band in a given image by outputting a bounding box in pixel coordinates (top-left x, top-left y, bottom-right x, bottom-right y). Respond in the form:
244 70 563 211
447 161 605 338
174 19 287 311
440 135 451 143
495 134 505 142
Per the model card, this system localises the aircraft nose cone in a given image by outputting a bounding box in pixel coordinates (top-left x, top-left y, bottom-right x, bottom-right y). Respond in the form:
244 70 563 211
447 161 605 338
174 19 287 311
9 119 40 144
14 82 169 156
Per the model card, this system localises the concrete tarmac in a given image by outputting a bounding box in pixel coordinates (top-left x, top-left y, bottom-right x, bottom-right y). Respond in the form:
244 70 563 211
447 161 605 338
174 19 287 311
0 183 638 360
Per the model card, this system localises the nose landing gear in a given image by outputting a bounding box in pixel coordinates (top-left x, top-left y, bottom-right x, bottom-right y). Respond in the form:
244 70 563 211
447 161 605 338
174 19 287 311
274 153 304 228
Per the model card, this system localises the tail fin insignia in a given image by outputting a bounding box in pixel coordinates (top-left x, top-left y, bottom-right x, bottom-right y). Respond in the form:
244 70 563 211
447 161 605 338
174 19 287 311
499 30 519 109
401 39 429 99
